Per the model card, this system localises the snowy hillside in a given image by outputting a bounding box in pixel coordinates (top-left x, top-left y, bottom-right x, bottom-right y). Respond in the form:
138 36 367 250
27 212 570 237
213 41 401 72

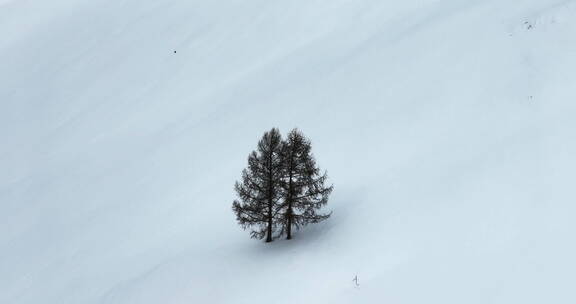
1 0 575 303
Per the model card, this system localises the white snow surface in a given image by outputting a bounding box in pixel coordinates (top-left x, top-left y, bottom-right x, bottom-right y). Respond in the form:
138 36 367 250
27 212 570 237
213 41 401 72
1 0 575 303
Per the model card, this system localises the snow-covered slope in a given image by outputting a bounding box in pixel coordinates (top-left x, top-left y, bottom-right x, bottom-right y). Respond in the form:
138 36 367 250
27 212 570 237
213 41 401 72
1 0 575 303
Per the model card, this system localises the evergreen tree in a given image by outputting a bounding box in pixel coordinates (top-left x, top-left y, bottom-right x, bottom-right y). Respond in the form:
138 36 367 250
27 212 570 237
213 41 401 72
277 129 333 240
232 128 283 242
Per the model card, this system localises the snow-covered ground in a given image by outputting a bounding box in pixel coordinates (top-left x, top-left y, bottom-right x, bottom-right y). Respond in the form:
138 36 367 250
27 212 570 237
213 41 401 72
1 0 575 303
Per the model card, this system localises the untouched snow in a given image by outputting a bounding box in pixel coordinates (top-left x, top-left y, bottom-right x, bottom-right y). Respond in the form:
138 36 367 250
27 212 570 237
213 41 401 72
1 0 575 303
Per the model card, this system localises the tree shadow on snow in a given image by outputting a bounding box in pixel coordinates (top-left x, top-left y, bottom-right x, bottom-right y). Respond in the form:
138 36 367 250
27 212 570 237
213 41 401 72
242 188 363 256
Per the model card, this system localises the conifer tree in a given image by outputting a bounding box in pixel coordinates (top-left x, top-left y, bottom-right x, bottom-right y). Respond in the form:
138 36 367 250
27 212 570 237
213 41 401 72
277 129 333 240
232 128 283 242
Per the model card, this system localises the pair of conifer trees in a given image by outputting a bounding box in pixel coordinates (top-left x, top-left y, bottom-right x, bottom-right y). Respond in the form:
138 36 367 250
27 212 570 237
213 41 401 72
232 128 333 242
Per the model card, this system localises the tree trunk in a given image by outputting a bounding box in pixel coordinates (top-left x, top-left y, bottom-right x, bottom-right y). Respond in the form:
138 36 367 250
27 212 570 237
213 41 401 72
266 153 274 243
286 154 294 240
286 207 292 240
266 198 273 242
